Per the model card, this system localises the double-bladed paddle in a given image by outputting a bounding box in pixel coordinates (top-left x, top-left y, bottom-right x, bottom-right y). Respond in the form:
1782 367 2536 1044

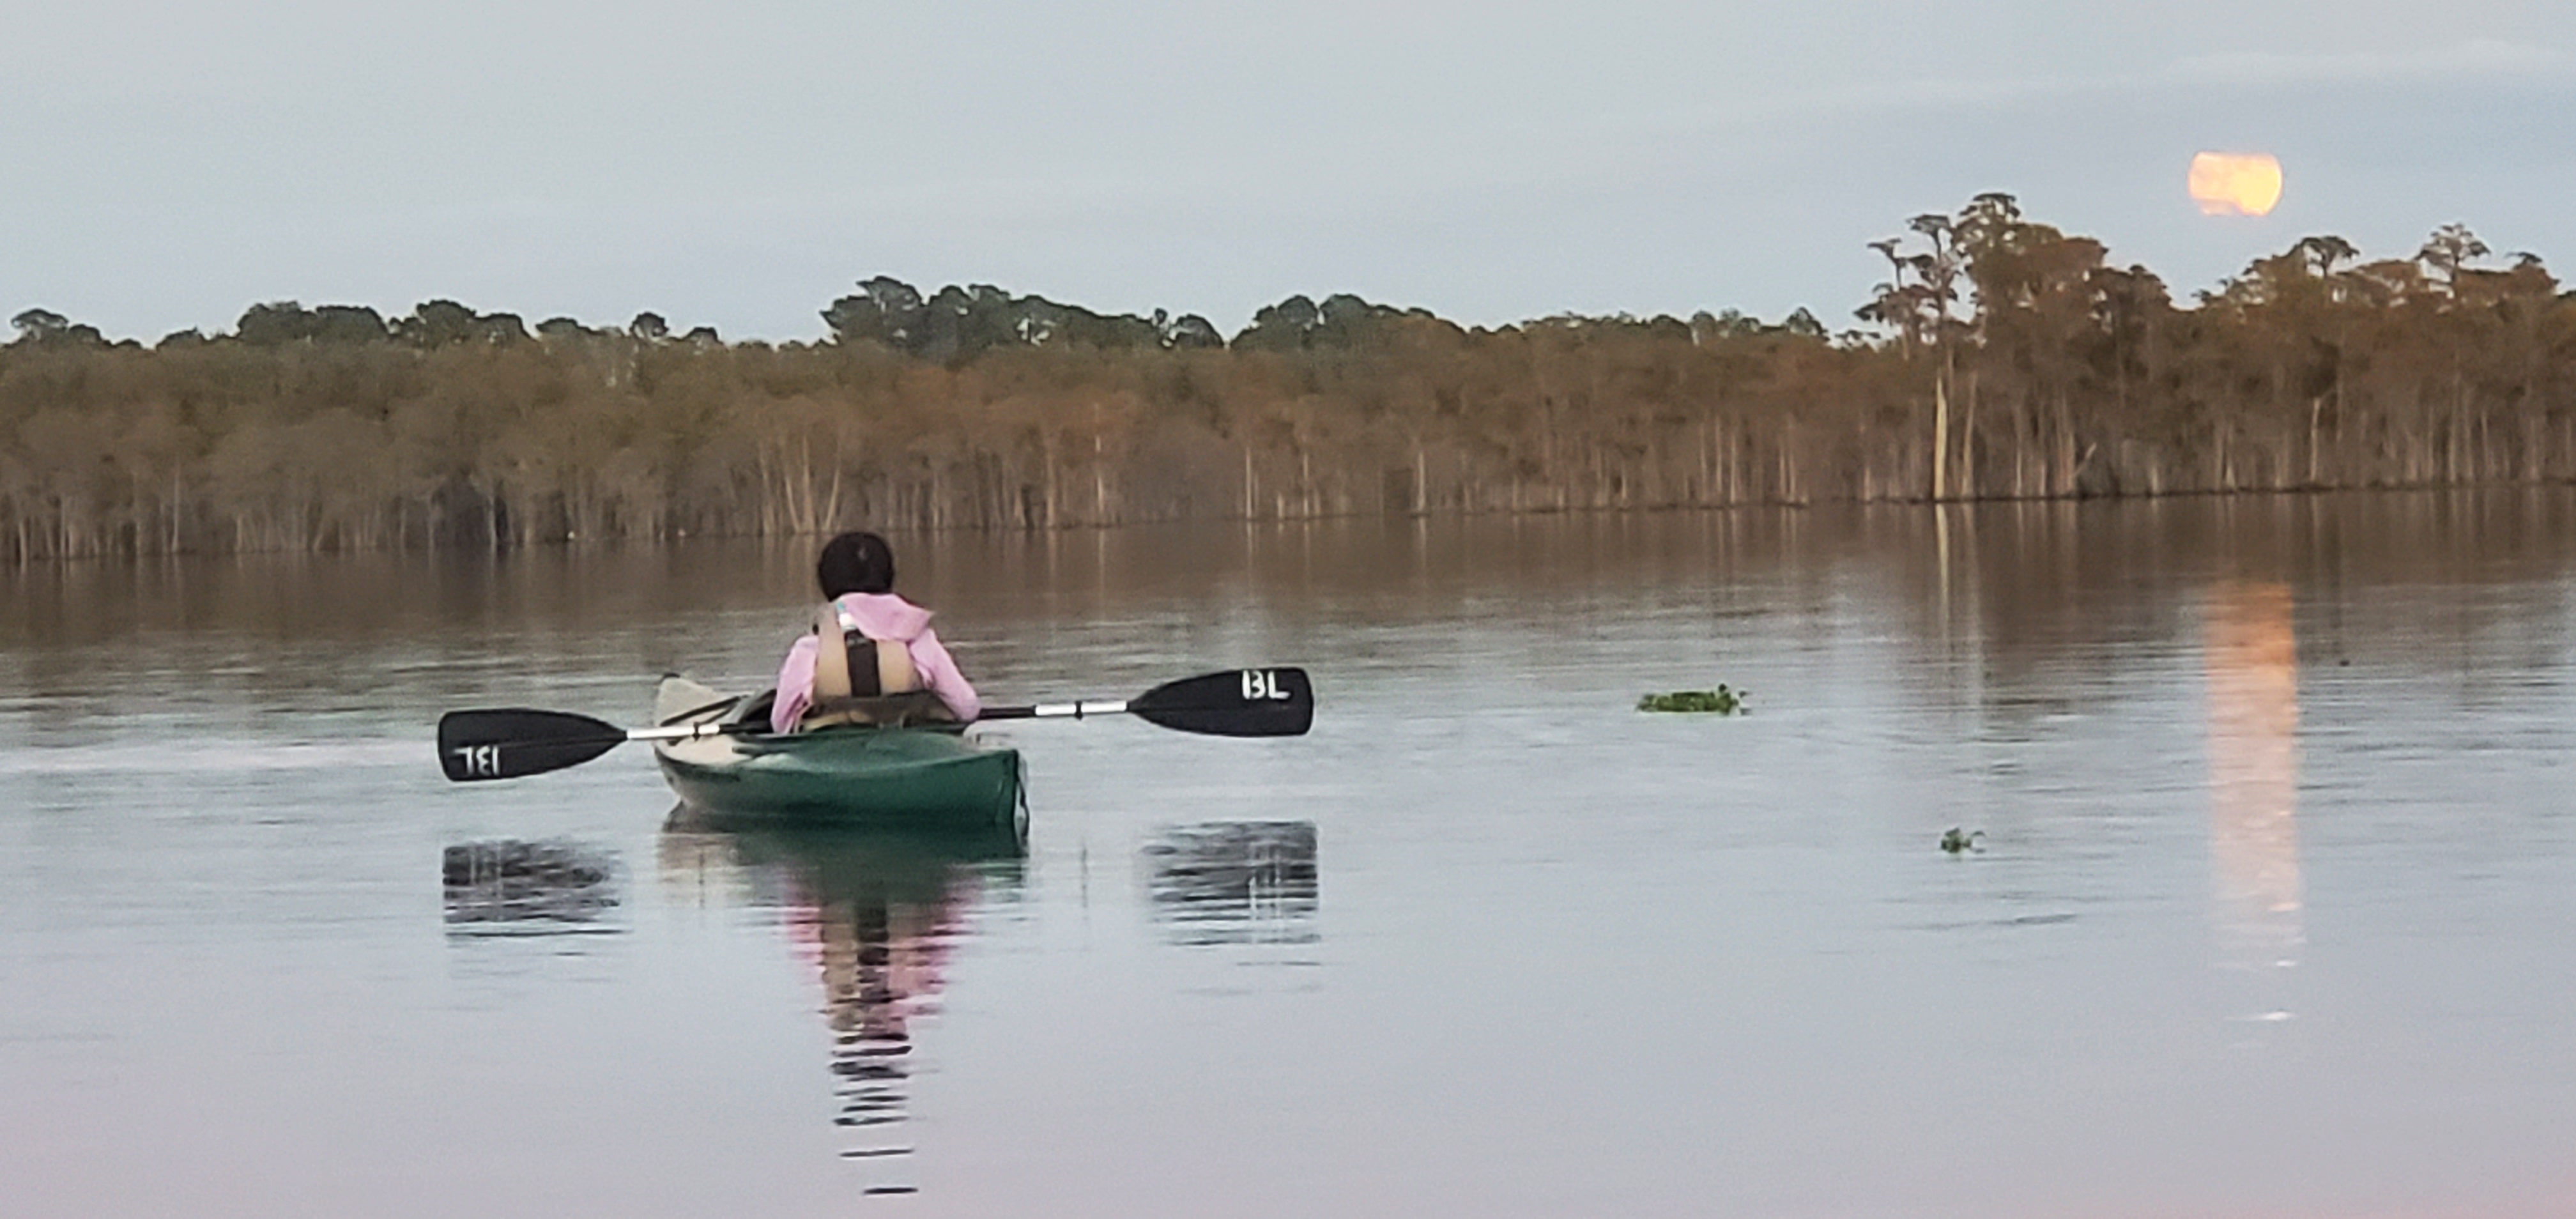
437 666 1314 783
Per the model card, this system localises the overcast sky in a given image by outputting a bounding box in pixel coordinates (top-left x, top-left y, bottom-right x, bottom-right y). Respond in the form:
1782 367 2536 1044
6 1 2572 341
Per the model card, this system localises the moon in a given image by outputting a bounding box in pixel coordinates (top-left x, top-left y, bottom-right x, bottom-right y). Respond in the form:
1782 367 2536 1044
2189 153 2283 217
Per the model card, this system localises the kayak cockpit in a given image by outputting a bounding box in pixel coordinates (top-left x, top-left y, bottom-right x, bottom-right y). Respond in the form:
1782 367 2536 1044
650 675 1023 835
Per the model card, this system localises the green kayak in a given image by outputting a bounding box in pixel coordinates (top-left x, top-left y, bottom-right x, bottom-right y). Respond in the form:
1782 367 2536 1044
650 677 1025 834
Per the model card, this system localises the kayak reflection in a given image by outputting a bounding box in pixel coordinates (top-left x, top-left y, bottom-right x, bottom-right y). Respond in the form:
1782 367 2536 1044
1142 821 1319 946
659 813 1023 1188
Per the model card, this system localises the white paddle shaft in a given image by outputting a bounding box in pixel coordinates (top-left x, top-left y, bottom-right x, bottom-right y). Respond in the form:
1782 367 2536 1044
626 721 730 742
1029 700 1130 719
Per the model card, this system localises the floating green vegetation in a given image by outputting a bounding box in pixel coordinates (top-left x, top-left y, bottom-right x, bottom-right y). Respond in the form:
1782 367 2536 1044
1940 828 1984 855
1637 686 1748 715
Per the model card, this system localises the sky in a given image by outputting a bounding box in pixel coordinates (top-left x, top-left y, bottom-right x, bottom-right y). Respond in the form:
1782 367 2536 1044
4 1 2573 342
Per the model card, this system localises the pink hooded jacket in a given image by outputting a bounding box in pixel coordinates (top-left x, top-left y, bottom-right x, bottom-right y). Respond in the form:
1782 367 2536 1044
770 592 982 732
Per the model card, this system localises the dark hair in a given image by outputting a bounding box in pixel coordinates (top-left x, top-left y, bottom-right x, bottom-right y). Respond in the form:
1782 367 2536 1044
817 531 896 597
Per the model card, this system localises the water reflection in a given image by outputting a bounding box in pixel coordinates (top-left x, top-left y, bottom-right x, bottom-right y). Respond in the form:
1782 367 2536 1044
1142 822 1319 946
441 839 622 933
659 816 1022 1193
8 493 2575 733
20 499 2576 1216
2204 581 2304 1008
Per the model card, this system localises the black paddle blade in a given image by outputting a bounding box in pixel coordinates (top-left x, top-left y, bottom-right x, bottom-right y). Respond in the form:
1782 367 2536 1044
1129 668 1315 737
437 709 628 781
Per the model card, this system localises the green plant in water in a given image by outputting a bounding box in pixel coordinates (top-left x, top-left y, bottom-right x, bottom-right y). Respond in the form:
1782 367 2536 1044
1940 828 1984 855
1637 685 1747 714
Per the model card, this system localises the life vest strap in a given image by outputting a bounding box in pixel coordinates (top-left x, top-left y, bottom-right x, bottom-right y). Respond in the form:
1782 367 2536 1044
802 601 930 730
803 691 956 729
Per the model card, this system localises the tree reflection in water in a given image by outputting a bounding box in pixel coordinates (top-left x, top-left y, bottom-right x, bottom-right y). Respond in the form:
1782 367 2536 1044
658 813 1022 1195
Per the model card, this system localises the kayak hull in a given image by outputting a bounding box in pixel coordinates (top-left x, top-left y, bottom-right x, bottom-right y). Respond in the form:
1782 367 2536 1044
651 677 1025 834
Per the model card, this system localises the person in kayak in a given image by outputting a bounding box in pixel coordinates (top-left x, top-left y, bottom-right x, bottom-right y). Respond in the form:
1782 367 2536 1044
769 531 983 732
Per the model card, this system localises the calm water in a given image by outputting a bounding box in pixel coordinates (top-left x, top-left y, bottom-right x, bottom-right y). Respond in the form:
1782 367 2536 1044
6 495 2576 1218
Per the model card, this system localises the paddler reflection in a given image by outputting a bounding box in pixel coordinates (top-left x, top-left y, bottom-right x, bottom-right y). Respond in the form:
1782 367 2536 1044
659 813 1022 1183
2203 581 2303 1015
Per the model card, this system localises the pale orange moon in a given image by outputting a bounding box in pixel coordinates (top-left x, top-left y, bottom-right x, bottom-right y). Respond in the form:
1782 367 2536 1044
2189 152 2283 217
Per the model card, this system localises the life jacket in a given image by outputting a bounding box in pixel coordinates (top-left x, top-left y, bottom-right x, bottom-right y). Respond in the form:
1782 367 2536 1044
799 601 951 730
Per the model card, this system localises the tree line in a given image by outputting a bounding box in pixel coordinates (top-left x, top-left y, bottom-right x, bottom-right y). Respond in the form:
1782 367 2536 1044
4 193 2572 559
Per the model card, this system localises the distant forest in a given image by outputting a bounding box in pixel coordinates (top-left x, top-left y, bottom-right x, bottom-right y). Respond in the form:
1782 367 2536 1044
4 192 2572 558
